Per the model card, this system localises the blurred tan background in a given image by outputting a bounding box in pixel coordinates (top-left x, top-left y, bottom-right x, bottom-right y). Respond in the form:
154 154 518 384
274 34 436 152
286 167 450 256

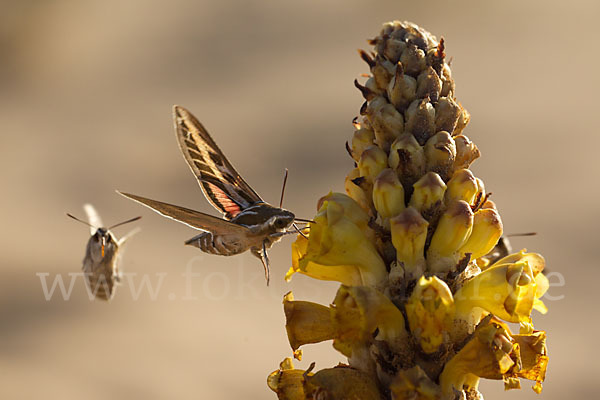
0 0 596 398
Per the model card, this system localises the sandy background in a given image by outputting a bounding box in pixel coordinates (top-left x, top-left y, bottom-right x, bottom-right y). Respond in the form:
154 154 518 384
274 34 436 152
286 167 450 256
0 0 597 399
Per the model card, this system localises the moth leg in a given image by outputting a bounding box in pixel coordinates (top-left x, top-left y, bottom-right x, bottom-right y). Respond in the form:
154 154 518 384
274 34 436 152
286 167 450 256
261 241 270 286
251 243 270 286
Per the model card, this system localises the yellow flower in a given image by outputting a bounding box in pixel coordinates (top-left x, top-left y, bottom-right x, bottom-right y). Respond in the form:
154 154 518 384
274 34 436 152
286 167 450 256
286 195 387 287
317 192 372 238
345 167 372 212
454 259 539 326
445 168 478 204
331 285 407 357
350 125 375 162
439 318 521 395
458 207 503 261
513 331 548 393
390 207 428 280
427 200 474 274
283 292 335 352
267 358 310 400
408 172 446 214
303 363 382 400
372 168 406 227
405 276 455 353
283 286 407 359
491 250 549 314
359 145 388 183
390 366 442 400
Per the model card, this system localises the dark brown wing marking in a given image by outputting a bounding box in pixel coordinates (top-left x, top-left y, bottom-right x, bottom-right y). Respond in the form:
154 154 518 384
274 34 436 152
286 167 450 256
173 105 263 219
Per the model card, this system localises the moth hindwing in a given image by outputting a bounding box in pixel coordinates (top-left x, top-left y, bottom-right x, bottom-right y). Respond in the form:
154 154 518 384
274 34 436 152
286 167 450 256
118 105 297 285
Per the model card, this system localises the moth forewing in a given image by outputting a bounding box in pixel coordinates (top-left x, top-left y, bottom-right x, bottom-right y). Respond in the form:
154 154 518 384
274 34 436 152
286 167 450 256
83 203 103 236
118 192 264 253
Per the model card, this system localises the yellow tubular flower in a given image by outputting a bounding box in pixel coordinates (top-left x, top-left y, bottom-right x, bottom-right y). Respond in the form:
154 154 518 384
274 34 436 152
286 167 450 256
440 319 521 396
345 167 371 211
287 197 387 287
405 276 455 353
317 192 371 233
267 358 310 400
513 331 548 393
283 285 407 359
373 168 406 226
303 364 382 400
427 200 474 274
390 366 442 400
453 260 538 325
458 208 503 260
283 292 335 352
359 144 389 183
487 250 549 314
409 171 446 214
493 250 545 275
331 285 407 357
445 168 478 205
474 177 486 203
390 207 428 280
351 126 375 162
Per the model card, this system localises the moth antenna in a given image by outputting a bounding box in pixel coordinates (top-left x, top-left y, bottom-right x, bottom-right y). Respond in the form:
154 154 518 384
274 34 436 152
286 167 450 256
506 232 537 237
108 216 142 230
66 213 97 230
279 168 289 208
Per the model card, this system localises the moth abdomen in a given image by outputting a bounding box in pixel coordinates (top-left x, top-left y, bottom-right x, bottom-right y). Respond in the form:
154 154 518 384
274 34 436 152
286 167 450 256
185 231 248 256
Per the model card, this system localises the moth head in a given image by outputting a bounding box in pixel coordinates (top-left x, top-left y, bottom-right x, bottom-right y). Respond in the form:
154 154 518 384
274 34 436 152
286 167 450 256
93 228 114 257
269 210 295 232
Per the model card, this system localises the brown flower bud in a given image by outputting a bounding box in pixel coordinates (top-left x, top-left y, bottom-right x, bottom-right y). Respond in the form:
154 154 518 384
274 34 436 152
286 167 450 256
400 43 426 76
405 98 436 145
416 66 442 103
424 131 456 180
454 135 481 170
387 62 417 111
435 96 461 134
